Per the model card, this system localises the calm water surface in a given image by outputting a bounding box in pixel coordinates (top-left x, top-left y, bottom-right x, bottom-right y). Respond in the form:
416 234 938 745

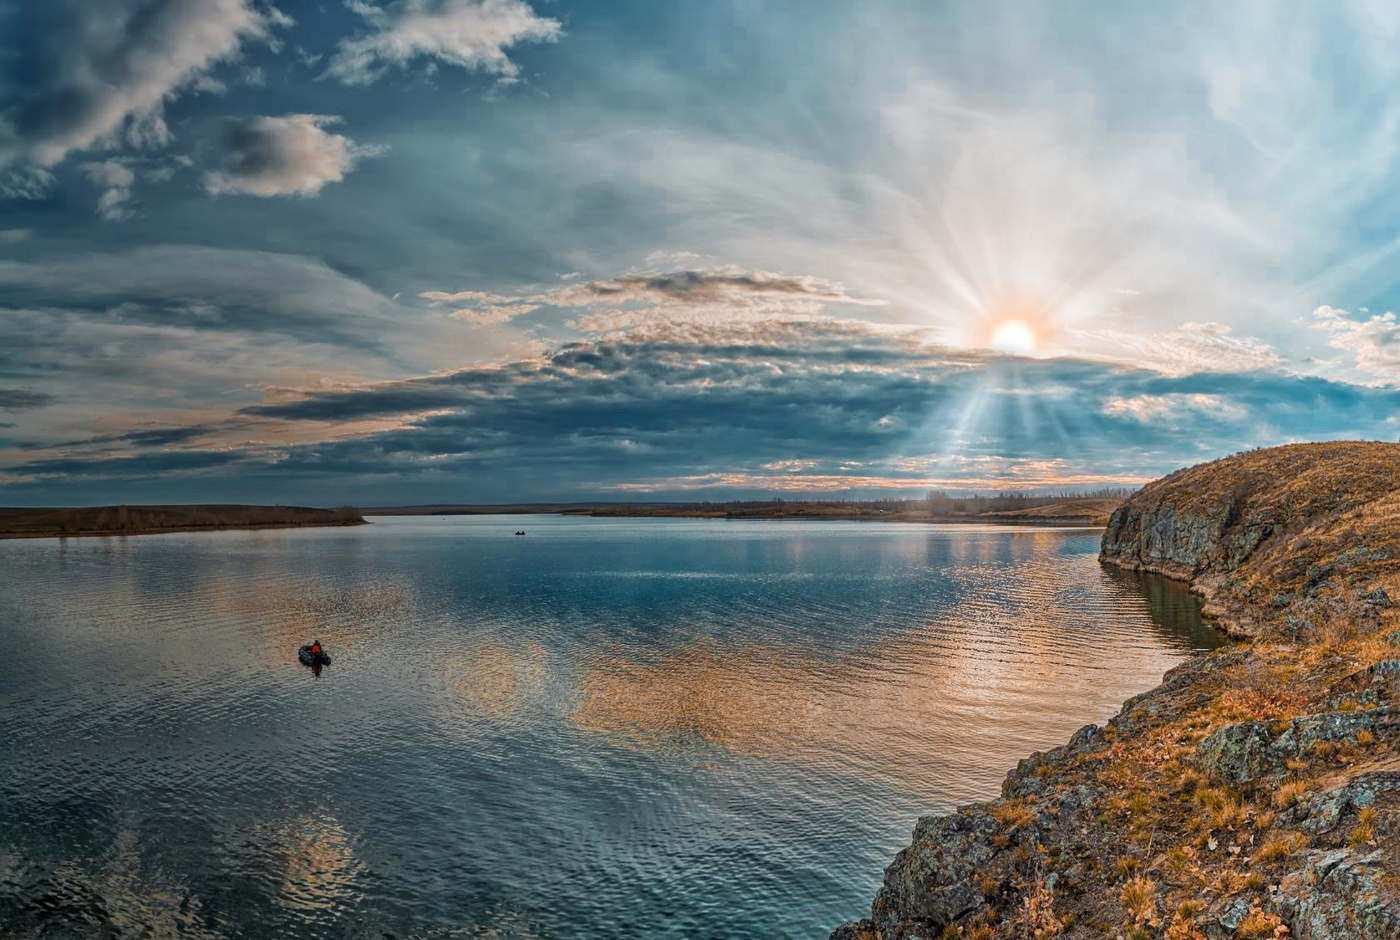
0 515 1219 939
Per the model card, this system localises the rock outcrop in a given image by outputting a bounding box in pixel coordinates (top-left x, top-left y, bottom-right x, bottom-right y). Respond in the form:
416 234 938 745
832 443 1400 940
1099 441 1400 636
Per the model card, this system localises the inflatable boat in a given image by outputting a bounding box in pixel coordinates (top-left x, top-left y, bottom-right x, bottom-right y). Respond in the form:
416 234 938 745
298 644 331 667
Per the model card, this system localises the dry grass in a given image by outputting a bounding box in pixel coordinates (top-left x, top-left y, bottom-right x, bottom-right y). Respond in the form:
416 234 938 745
1256 831 1306 864
1349 806 1379 846
1177 769 1206 795
988 799 1036 830
1211 798 1248 831
1273 780 1311 809
1119 875 1157 922
1236 906 1287 938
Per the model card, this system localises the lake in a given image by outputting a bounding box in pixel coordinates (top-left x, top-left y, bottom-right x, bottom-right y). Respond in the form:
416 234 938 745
0 515 1219 939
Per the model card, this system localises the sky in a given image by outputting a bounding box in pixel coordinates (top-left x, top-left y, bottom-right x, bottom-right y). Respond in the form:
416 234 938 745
3 0 1400 506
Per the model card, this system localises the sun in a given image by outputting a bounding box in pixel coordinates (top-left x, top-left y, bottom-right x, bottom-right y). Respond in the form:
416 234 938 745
989 319 1037 355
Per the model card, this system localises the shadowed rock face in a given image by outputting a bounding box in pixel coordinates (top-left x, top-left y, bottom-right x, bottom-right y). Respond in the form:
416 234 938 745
832 442 1400 940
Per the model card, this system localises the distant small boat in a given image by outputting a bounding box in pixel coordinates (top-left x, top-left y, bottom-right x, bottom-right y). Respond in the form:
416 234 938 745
298 644 331 667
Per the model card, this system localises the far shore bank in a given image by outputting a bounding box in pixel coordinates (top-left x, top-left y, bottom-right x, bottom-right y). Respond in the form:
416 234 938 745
0 505 367 540
365 496 1123 527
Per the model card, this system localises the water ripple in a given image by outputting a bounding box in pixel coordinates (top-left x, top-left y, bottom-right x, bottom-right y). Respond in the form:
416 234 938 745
0 516 1219 939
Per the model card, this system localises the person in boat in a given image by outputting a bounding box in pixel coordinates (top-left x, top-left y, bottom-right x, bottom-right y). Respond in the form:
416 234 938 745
310 639 323 657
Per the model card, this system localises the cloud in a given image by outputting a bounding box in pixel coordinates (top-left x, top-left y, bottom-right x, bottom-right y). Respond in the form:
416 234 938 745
203 115 386 197
7 306 1400 503
0 245 475 461
536 268 890 338
451 303 540 326
81 160 137 221
1311 305 1400 380
326 0 562 86
1075 322 1285 376
0 229 32 244
1103 393 1245 426
0 389 56 411
0 168 56 201
421 289 541 326
2 0 283 169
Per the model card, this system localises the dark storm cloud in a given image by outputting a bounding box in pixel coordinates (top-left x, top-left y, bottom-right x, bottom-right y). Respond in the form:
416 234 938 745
14 449 246 480
7 314 1400 502
25 424 221 452
0 388 55 410
0 247 411 351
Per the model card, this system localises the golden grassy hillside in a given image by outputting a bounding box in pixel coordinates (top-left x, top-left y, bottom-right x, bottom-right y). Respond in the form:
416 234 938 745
984 497 1123 524
1102 441 1400 638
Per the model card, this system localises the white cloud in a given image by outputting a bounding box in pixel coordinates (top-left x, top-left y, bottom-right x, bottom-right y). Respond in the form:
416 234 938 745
1103 393 1245 425
421 289 522 304
2 0 283 169
420 288 540 327
81 160 137 221
419 266 888 336
450 303 540 326
326 0 562 86
0 229 33 245
203 115 386 197
1075 321 1284 376
534 267 887 337
1310 305 1400 380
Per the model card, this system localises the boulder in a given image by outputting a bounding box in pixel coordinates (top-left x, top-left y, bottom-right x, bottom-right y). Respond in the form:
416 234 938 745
868 809 998 938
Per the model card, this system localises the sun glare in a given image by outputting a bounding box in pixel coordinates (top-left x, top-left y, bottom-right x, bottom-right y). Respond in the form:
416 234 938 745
989 319 1037 355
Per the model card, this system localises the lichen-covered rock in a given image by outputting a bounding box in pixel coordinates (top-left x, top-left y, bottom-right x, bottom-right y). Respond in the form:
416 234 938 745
1270 849 1400 939
868 809 997 937
1197 708 1399 787
1364 587 1394 608
1197 720 1279 787
1002 723 1103 799
1298 771 1400 837
828 920 879 940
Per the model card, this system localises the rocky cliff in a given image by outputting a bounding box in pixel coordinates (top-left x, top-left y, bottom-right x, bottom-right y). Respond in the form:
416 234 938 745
1100 441 1400 636
832 443 1400 940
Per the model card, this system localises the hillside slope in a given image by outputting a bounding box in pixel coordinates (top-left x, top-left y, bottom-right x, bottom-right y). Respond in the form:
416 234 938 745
984 497 1124 525
833 443 1400 940
1101 442 1400 637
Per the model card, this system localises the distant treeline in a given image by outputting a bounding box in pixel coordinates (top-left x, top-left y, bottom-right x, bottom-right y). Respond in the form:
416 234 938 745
0 504 365 538
587 488 1135 519
920 487 1135 515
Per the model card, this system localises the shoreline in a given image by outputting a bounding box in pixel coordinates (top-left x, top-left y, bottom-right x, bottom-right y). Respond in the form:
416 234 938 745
0 519 370 540
373 509 1110 527
834 442 1400 939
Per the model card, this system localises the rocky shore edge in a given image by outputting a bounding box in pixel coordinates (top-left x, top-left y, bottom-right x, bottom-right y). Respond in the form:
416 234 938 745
831 442 1400 939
